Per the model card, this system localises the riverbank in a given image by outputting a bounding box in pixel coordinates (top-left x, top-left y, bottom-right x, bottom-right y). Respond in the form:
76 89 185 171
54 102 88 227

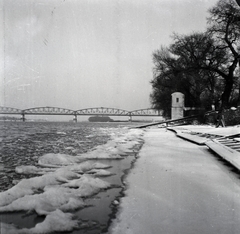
108 127 240 234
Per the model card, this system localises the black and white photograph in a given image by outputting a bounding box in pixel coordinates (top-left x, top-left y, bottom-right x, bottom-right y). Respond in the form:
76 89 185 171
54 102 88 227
1 0 240 233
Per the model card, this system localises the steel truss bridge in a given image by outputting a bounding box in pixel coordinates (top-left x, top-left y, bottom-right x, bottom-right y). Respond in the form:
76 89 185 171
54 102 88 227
0 106 162 122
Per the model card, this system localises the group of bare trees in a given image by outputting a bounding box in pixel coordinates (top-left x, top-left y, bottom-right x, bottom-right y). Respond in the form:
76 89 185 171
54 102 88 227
150 0 240 117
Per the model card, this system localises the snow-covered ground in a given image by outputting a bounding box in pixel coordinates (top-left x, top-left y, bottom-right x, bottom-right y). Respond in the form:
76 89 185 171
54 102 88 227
172 124 240 136
0 128 144 234
108 128 240 234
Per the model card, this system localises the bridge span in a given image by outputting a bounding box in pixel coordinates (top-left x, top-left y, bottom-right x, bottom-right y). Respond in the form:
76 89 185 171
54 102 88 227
0 106 163 122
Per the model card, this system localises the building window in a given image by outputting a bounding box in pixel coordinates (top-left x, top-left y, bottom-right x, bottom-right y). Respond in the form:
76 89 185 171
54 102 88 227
176 98 179 102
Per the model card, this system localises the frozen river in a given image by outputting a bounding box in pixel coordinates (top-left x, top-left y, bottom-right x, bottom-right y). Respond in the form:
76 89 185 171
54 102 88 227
0 121 144 234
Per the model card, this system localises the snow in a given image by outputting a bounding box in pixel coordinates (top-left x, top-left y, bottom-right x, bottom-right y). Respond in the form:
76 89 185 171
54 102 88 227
0 169 80 207
87 168 113 176
63 175 111 196
0 186 85 215
0 128 144 233
15 165 55 174
38 153 86 167
108 128 240 234
172 124 240 136
81 129 143 160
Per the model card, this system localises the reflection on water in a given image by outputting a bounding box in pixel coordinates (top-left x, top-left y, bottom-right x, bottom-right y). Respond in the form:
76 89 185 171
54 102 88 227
0 212 45 229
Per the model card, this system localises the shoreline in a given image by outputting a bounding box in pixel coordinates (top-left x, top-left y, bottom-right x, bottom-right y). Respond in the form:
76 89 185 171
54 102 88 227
106 138 145 231
0 127 145 234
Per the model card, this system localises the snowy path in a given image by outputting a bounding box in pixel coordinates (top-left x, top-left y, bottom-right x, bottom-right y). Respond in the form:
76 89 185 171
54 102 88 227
109 129 240 234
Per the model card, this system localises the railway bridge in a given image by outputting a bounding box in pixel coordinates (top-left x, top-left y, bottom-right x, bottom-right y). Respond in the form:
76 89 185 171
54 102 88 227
0 106 163 122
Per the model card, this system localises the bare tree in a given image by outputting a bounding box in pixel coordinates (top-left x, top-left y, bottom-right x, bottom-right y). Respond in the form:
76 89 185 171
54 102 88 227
150 37 221 117
207 0 240 108
150 0 240 117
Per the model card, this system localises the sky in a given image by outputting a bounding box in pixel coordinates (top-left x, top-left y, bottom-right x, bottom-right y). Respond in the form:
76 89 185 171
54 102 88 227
0 0 219 112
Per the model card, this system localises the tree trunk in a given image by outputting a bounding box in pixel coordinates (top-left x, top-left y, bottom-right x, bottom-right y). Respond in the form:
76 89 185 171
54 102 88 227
221 77 234 110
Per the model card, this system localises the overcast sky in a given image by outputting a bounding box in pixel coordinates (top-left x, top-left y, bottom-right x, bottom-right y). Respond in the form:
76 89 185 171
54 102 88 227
0 0 219 111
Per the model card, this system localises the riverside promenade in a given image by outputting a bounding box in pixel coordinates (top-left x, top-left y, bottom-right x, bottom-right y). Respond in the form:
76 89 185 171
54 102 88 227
108 126 240 234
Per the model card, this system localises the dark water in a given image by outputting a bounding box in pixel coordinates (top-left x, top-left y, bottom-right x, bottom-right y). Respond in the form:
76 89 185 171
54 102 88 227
0 121 134 192
0 121 143 234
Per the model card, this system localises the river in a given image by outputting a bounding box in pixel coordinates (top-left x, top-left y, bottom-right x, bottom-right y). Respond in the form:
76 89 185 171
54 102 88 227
0 121 144 234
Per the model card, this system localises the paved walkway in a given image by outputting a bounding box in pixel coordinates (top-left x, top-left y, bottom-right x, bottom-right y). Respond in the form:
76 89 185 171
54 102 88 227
109 128 240 234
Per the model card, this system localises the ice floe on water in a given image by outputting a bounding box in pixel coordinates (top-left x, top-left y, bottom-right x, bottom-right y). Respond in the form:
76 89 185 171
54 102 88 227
0 128 144 234
15 166 55 175
81 129 144 160
38 153 86 167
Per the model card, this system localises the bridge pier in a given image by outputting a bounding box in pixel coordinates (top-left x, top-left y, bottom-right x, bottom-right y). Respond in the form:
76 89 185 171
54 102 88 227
73 114 77 123
128 115 132 122
21 113 25 122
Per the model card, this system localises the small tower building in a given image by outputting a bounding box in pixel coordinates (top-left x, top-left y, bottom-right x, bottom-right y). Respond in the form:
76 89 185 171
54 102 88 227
171 92 184 119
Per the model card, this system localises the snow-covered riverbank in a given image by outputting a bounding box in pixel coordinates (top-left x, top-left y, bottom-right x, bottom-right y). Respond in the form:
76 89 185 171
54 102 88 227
109 128 240 234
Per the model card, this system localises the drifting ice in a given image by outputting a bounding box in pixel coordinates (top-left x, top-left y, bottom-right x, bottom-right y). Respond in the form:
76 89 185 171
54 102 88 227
0 128 144 233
